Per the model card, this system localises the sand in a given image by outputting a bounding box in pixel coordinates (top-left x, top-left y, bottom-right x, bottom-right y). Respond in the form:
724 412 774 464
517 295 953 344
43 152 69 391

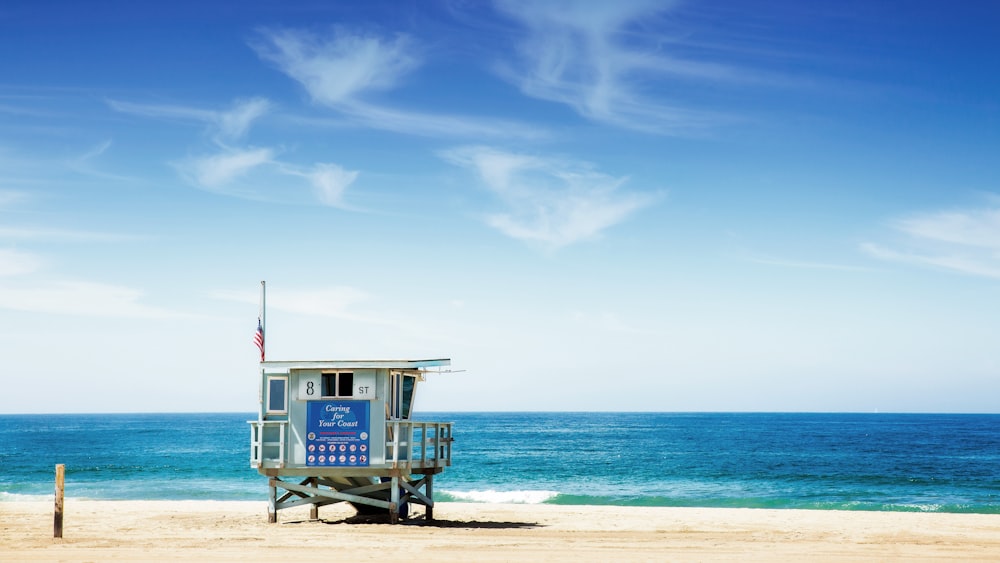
2 500 999 561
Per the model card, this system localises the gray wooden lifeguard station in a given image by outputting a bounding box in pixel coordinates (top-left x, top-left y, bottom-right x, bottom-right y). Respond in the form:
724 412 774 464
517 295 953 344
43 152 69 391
249 359 454 523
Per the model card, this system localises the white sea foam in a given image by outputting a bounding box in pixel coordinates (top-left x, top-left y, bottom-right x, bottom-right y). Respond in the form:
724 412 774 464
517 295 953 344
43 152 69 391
441 489 559 504
0 491 53 502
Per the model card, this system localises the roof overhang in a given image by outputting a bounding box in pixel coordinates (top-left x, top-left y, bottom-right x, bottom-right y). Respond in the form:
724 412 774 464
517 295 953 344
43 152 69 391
261 359 451 372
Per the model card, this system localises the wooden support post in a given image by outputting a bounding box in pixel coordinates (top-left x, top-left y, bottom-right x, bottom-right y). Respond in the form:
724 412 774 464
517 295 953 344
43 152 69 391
309 478 319 520
425 473 434 522
389 475 400 524
54 464 65 538
267 478 278 523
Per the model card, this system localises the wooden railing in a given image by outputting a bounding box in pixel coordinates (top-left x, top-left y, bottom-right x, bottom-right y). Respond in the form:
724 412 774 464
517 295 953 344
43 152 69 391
386 421 453 471
248 420 287 469
249 419 453 471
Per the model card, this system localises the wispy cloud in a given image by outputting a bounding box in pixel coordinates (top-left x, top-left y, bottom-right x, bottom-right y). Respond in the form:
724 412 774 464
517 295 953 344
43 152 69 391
175 148 359 208
333 102 547 140
217 98 271 139
215 286 368 317
863 199 1000 279
73 139 112 162
0 237 180 318
442 145 658 249
211 285 414 329
300 163 359 207
184 146 274 189
0 249 42 277
108 99 212 120
494 0 729 134
112 97 359 208
0 189 29 208
0 280 187 318
0 246 184 317
212 286 448 340
0 226 136 242
65 139 142 183
894 207 1000 250
742 254 873 272
108 97 271 141
861 243 1000 279
252 27 546 140
253 27 419 107
0 102 55 118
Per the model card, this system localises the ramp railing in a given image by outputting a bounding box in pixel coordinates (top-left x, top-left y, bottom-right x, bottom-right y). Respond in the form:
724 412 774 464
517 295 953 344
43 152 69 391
386 421 453 471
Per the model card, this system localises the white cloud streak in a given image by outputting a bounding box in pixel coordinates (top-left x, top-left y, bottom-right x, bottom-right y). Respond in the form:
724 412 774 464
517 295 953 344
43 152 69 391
0 280 187 318
66 139 142 183
217 98 271 139
177 148 359 208
863 200 1000 279
0 226 135 242
0 249 42 277
442 146 658 249
113 96 359 207
743 254 873 272
214 287 369 317
252 27 546 140
304 163 359 207
894 208 1000 250
861 243 1000 280
213 286 390 325
108 97 271 141
212 286 443 341
253 28 419 107
334 102 547 140
0 189 28 207
494 0 725 134
74 139 112 162
186 147 274 189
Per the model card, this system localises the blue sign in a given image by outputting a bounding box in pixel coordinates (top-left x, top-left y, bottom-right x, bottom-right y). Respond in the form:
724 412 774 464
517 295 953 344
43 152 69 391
306 400 370 467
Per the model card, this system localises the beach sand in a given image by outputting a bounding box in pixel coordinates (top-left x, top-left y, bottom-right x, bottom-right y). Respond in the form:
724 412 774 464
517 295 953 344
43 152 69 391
2 500 999 561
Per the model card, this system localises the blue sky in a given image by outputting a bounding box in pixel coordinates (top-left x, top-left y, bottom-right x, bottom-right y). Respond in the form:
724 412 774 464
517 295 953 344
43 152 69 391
2 1 999 413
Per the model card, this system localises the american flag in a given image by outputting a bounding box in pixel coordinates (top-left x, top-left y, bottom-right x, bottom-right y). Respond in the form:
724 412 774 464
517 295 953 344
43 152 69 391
253 319 265 362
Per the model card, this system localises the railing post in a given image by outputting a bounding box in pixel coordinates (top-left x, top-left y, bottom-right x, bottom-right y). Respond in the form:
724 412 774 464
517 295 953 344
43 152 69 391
423 423 430 465
278 423 286 468
390 421 400 466
249 423 259 467
407 424 415 471
433 424 441 465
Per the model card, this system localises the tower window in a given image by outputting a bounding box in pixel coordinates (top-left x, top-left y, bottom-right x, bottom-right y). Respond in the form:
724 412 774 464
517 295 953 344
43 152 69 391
321 372 354 397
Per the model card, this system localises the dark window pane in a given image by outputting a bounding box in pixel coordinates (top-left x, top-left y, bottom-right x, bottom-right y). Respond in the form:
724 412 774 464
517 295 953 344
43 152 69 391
338 372 354 397
268 378 286 412
401 375 415 419
322 373 336 396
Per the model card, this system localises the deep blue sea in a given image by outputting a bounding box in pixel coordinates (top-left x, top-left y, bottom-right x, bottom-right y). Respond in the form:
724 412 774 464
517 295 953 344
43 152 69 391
1 412 998 513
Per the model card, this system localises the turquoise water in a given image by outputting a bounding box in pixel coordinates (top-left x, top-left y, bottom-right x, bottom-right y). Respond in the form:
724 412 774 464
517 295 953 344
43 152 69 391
1 412 998 513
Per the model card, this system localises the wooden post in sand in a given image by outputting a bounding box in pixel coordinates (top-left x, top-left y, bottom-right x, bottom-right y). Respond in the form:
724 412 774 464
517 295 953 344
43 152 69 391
54 464 65 538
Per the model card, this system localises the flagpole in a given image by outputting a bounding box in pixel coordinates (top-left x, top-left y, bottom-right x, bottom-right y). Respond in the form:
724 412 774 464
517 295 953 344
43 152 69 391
260 280 266 361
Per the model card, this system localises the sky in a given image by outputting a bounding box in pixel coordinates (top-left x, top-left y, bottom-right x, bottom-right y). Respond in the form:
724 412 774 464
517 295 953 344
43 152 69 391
2 0 1000 414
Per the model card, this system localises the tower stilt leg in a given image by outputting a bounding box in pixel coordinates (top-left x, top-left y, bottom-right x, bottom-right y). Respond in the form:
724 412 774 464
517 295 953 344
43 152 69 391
389 475 400 524
267 479 278 523
425 473 434 522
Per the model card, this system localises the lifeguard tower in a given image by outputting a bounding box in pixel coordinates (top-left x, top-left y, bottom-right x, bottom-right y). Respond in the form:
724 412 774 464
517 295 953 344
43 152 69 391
249 359 454 523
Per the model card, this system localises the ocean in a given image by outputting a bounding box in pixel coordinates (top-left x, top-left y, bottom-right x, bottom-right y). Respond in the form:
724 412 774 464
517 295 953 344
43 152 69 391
1 412 998 513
